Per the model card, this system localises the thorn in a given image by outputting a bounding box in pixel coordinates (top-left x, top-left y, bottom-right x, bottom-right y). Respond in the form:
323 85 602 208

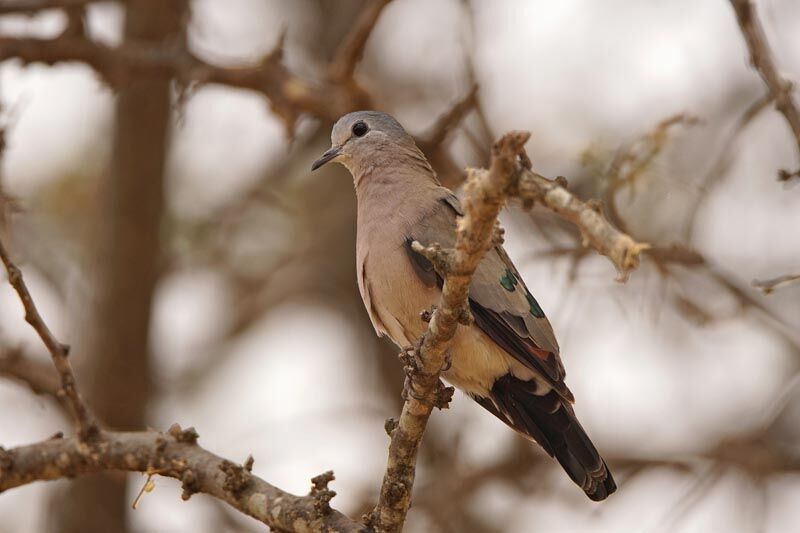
168 423 199 444
180 469 199 501
220 460 250 496
419 305 436 323
310 471 336 515
243 454 255 472
384 417 398 437
434 381 455 410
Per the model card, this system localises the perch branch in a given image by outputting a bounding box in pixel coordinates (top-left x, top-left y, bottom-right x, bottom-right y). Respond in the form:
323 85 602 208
729 0 800 176
367 131 532 533
0 428 362 532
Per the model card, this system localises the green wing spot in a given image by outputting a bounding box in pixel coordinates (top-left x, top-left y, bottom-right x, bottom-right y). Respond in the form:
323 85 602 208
526 291 545 318
499 270 518 292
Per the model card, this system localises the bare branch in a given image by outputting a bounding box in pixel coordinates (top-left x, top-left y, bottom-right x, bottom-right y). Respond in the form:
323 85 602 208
729 0 800 177
683 92 773 240
0 34 369 129
0 428 362 533
752 273 800 294
367 132 531 533
0 0 113 15
516 172 649 281
0 238 98 439
419 84 480 150
328 0 393 83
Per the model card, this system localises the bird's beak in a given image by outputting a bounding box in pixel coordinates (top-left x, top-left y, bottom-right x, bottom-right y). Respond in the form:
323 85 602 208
311 146 342 171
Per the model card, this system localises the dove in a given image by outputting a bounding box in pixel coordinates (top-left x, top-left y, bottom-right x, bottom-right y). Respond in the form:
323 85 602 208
312 111 616 500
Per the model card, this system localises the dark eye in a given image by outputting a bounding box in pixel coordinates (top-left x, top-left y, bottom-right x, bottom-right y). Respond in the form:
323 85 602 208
352 121 368 137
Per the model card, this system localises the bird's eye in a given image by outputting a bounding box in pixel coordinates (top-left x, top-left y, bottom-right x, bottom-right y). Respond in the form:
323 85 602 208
352 121 368 137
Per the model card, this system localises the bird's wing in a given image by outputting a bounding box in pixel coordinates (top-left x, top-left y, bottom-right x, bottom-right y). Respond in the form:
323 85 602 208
406 190 573 401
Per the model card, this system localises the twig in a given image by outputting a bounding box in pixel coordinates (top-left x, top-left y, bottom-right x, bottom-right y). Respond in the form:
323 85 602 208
603 113 700 235
328 0 393 83
366 132 531 533
0 428 362 533
0 347 61 400
752 273 800 294
683 92 773 241
516 172 649 281
0 238 98 439
420 84 479 149
729 0 800 177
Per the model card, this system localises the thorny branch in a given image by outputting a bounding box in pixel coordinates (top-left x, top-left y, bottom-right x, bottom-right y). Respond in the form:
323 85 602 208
729 0 800 178
0 427 362 532
0 240 362 531
367 132 532 533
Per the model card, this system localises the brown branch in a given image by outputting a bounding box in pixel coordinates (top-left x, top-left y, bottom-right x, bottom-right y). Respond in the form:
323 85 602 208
729 0 800 176
366 132 531 533
419 84 480 150
328 0 392 83
0 347 61 399
0 238 98 439
0 0 113 14
517 172 649 281
0 34 369 129
0 428 362 532
752 273 800 294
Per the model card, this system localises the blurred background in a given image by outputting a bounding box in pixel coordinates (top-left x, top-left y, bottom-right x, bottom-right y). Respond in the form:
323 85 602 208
1 0 799 532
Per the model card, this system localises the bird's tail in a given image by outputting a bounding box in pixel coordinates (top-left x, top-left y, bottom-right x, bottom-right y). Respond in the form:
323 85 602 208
474 375 616 501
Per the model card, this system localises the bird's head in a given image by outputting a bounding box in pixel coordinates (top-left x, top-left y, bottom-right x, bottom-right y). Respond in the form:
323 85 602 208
311 111 419 176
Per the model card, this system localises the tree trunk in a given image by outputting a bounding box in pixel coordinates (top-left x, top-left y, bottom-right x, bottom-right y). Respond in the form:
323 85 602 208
48 2 185 533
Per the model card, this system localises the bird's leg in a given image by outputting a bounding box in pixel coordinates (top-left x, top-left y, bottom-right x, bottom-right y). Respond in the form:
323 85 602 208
397 343 454 409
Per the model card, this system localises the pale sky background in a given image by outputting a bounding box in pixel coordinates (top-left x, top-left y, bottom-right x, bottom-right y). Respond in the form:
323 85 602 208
1 1 800 532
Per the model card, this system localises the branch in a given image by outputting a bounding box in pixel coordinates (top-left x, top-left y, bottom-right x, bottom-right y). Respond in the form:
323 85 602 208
516 172 649 281
0 427 362 532
367 132 531 533
419 84 479 150
0 347 61 399
0 0 112 14
729 0 800 176
752 273 800 294
0 34 369 129
328 0 392 83
0 238 98 439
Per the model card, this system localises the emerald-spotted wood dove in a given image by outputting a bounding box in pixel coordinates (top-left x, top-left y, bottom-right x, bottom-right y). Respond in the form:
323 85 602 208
312 111 616 501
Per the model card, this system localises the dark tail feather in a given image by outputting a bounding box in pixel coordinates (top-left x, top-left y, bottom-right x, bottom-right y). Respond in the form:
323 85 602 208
474 374 616 501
